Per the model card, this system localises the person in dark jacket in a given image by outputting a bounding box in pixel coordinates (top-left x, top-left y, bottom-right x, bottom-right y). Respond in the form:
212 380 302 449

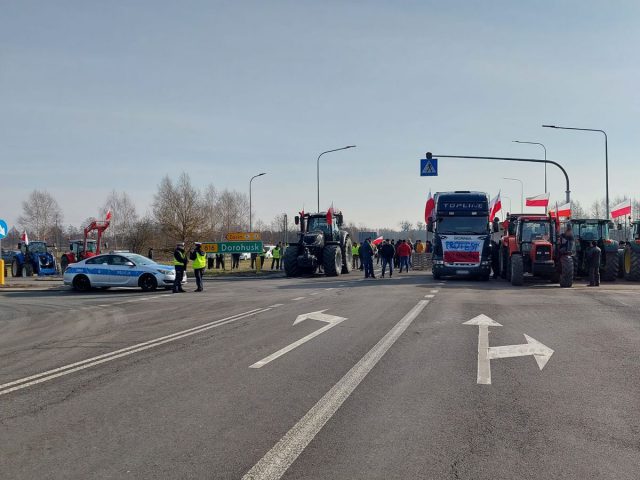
587 240 601 287
380 239 395 278
360 238 376 279
491 240 500 279
172 242 188 293
559 225 575 256
147 247 154 260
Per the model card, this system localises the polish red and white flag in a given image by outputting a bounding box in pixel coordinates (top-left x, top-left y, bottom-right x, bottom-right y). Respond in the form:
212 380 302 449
489 191 502 221
105 209 112 221
21 230 29 246
326 204 334 225
526 193 550 208
610 199 632 219
424 190 435 222
550 202 571 218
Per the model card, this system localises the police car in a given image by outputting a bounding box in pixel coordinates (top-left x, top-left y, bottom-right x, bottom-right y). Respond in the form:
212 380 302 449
63 252 186 292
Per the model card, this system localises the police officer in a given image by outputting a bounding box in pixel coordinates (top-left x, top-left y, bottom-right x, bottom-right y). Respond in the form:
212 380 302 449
190 242 206 292
587 240 601 287
271 243 282 270
173 242 188 293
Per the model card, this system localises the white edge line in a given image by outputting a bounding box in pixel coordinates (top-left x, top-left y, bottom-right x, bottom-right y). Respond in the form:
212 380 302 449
291 297 306 301
242 299 430 480
0 308 267 394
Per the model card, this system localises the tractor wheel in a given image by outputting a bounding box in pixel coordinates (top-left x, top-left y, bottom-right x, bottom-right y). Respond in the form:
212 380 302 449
559 256 574 288
601 252 619 282
323 244 342 277
510 255 524 286
139 274 158 292
60 255 69 274
11 259 22 277
624 247 640 281
72 274 91 292
499 247 507 279
341 236 353 274
24 263 34 277
283 246 300 277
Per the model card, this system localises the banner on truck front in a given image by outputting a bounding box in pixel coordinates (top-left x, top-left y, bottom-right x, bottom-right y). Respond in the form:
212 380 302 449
442 235 483 264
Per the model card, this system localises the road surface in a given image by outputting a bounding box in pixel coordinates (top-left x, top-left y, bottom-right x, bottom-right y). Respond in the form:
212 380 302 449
1 270 638 479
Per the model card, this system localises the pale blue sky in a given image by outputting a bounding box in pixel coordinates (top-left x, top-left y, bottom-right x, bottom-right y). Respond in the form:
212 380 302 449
1 1 638 229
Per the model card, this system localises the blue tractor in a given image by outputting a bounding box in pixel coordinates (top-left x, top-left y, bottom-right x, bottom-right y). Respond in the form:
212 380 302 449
11 241 58 277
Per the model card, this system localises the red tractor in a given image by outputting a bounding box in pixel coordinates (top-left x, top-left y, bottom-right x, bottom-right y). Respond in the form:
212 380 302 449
60 216 111 273
499 214 573 288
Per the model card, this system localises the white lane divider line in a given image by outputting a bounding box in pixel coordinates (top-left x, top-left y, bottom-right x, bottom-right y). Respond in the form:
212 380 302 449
242 299 430 480
325 288 335 291
424 294 434 298
98 304 109 307
309 292 319 296
0 308 271 397
268 304 284 308
430 290 439 294
291 297 306 301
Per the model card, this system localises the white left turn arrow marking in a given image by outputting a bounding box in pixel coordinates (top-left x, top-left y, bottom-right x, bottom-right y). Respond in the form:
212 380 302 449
250 310 346 369
463 314 554 385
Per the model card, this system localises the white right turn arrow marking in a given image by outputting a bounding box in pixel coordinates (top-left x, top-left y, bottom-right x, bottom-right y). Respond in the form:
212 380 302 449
463 314 554 385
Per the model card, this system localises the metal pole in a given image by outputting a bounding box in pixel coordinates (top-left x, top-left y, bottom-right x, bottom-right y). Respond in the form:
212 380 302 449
249 173 266 232
503 177 524 212
317 145 356 212
431 154 571 205
512 141 547 192
502 195 513 213
542 125 608 217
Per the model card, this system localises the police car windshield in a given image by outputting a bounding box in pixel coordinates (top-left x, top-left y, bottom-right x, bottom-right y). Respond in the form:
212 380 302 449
124 254 157 266
437 217 487 235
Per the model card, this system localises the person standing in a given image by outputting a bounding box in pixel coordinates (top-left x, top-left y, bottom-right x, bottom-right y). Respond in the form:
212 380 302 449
147 247 154 260
415 240 425 254
231 253 240 269
397 239 411 273
271 243 281 270
491 239 500 279
190 242 206 292
380 239 395 278
394 240 401 268
172 242 188 293
360 238 375 279
587 240 601 287
352 242 360 270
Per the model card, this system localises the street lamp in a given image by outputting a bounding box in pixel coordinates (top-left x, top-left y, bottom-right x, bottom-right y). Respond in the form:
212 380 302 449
543 124 609 217
249 172 266 231
513 140 547 192
503 177 524 212
317 145 356 211
502 195 513 213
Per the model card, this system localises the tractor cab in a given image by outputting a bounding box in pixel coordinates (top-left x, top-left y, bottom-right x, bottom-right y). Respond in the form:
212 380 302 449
69 239 98 258
568 219 619 280
515 217 556 267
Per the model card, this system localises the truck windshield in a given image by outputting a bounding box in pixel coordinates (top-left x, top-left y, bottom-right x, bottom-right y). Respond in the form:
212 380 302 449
520 221 552 242
436 217 488 235
307 217 331 234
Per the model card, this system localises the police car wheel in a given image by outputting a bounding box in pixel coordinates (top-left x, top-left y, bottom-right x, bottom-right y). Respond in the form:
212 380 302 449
140 274 158 292
72 275 91 292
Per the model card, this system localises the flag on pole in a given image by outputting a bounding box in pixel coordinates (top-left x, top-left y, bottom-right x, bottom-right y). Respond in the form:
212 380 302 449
549 202 571 218
372 236 384 246
21 230 29 246
326 204 334 225
489 191 502 221
526 193 550 208
105 209 112 221
424 190 435 222
610 199 632 219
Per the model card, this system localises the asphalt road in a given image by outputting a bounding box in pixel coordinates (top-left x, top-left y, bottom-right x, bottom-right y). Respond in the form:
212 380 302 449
1 269 639 479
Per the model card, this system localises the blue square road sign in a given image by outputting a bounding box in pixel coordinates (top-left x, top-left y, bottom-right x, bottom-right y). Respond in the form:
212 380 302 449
420 158 438 176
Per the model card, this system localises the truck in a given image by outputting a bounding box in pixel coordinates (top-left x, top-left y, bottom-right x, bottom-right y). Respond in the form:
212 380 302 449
428 191 492 280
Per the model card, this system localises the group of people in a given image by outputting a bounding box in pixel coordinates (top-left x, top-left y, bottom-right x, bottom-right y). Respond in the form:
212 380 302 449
352 238 429 279
172 242 207 293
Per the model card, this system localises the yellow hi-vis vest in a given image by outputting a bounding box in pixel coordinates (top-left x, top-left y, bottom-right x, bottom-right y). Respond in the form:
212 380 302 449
272 247 281 259
192 251 206 269
352 245 359 255
174 250 185 266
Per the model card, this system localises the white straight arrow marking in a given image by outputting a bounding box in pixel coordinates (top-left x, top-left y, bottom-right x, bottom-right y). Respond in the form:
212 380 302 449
249 310 346 369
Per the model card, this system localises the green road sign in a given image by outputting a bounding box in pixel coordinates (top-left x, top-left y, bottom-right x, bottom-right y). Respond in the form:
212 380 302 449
201 241 263 254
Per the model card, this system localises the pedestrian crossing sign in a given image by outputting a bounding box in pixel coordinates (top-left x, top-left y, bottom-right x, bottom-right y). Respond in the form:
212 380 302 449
420 158 438 176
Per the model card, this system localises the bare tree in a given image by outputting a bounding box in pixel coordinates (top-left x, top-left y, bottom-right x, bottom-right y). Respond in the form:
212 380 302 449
125 216 156 254
152 173 202 243
101 190 138 248
399 220 413 232
18 190 64 240
201 184 219 240
216 189 249 234
571 200 586 218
